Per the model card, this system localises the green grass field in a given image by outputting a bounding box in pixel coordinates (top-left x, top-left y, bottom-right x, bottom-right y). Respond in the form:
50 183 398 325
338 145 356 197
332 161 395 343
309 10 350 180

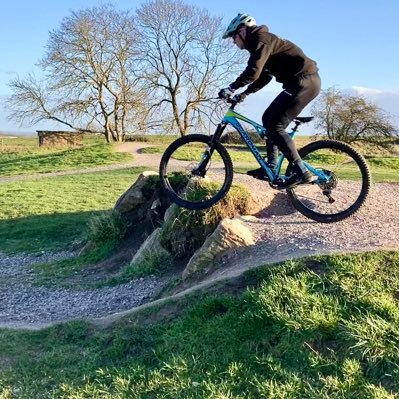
0 136 133 176
0 168 145 253
0 251 398 398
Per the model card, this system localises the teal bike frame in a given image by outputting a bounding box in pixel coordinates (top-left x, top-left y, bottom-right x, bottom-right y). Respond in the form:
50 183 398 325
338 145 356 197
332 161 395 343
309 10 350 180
215 101 330 184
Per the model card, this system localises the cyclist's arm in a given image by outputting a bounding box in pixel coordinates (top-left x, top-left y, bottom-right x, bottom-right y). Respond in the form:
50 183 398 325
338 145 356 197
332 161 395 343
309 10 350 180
244 70 273 95
230 42 272 90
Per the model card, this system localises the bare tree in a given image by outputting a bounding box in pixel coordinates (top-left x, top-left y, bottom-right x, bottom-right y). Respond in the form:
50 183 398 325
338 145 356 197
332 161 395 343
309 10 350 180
135 0 244 136
6 5 150 142
312 88 398 149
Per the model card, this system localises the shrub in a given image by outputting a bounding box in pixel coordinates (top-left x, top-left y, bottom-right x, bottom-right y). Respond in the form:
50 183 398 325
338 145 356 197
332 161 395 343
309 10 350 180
87 210 129 245
160 181 252 259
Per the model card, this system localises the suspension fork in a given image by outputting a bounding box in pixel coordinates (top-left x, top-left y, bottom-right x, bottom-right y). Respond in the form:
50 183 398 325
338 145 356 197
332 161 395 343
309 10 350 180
211 122 228 143
193 123 227 177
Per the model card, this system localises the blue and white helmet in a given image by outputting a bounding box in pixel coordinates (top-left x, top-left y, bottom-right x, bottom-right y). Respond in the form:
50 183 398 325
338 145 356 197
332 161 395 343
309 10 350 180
222 13 256 39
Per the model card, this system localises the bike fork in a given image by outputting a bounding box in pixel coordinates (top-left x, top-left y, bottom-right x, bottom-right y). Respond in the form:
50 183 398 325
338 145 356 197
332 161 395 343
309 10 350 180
193 123 226 176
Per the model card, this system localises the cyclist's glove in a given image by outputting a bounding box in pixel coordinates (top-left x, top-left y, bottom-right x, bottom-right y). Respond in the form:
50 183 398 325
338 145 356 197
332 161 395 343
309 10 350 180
218 85 235 99
232 92 247 103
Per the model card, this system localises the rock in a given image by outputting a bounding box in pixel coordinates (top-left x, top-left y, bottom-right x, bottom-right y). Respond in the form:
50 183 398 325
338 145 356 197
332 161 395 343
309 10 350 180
78 240 96 256
114 171 159 224
182 218 255 280
163 203 180 225
130 227 170 266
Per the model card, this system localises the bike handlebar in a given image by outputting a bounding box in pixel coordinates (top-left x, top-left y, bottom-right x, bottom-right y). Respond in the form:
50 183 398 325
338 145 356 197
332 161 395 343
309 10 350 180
225 97 239 109
214 95 239 109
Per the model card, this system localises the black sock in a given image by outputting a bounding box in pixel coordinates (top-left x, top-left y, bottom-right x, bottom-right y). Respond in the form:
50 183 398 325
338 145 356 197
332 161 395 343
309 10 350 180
293 160 308 175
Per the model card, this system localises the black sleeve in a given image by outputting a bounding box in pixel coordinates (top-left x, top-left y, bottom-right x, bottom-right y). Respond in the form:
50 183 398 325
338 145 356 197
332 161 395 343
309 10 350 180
230 42 272 90
245 71 273 94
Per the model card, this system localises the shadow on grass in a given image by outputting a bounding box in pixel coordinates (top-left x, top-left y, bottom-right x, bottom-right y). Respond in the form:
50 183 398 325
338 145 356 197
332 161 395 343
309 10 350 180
0 209 131 288
0 209 106 254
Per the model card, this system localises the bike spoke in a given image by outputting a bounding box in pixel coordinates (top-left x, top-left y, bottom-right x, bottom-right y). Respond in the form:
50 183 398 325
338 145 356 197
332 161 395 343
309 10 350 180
160 136 233 209
288 141 370 222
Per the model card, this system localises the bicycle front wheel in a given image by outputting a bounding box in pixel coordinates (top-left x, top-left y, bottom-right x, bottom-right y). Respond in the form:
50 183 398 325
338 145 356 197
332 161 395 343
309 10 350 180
287 140 371 223
159 134 233 210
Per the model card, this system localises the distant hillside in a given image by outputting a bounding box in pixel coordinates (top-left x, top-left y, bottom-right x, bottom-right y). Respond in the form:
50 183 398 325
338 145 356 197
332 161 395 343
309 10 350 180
0 130 35 137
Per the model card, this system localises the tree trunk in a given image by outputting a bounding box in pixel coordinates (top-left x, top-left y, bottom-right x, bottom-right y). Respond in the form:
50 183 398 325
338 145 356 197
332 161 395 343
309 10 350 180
172 96 185 137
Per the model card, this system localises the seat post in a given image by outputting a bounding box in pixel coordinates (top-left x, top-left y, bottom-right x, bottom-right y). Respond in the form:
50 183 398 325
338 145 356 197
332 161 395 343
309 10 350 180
292 120 301 132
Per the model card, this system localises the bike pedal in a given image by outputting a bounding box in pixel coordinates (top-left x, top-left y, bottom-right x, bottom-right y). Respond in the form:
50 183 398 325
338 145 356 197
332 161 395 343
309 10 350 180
249 174 269 181
246 168 269 181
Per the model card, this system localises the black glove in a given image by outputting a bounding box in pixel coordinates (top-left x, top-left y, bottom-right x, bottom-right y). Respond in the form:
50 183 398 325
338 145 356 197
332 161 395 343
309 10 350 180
232 92 247 103
218 85 235 99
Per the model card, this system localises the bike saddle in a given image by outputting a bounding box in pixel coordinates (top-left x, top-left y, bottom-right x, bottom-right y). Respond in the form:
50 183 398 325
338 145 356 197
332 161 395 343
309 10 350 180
294 116 314 123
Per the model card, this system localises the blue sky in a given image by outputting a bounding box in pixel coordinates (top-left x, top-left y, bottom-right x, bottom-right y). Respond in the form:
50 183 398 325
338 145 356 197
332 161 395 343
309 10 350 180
1 0 398 134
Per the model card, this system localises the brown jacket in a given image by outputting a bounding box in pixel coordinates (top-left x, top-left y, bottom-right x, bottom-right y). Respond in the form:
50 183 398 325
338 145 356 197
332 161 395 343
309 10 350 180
231 25 318 94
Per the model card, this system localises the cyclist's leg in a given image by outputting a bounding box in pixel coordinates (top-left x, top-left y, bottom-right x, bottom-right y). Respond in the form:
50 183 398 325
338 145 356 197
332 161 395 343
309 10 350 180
262 73 321 186
265 138 279 171
247 89 304 179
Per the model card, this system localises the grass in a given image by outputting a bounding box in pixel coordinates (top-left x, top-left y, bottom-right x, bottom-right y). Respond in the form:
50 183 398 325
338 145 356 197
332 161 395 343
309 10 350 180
5 134 396 182
28 210 134 288
0 136 133 176
366 156 399 169
0 167 146 253
140 142 264 163
108 251 174 285
32 241 121 288
365 156 399 183
0 251 398 398
31 176 254 287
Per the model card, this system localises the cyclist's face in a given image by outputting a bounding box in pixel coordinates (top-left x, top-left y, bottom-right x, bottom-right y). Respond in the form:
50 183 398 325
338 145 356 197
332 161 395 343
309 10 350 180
232 27 246 49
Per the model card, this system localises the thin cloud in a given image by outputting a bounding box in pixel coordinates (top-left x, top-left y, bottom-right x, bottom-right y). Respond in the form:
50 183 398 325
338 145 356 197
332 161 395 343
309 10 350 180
352 86 384 95
350 87 399 122
0 69 17 76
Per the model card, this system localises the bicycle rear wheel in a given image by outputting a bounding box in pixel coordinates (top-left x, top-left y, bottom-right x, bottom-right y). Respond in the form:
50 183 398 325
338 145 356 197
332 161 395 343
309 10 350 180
287 140 371 223
159 134 233 210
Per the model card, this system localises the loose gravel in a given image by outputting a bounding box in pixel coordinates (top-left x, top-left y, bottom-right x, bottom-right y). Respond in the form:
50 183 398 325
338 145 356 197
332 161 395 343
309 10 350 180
0 251 164 329
206 179 399 281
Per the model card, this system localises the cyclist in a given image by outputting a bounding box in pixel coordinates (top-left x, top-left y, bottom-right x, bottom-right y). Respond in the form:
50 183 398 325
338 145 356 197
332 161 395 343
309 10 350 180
218 13 321 189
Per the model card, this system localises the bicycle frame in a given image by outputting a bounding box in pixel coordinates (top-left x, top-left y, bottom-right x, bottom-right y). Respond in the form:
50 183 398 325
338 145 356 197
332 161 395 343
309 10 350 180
213 103 330 184
218 106 290 182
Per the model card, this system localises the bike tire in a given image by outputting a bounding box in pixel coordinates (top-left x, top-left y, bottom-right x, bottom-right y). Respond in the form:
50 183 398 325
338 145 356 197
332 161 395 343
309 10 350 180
159 134 234 210
287 140 371 223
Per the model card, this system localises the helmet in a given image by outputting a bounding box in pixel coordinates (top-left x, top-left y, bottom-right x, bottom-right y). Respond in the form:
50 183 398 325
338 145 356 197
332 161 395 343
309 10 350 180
222 13 256 39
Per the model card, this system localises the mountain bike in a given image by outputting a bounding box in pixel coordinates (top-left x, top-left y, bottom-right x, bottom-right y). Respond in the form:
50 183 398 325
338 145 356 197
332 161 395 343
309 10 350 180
159 98 371 223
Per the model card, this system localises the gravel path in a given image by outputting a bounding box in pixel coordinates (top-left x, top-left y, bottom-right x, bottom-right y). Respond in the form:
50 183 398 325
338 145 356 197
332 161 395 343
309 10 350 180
206 179 399 281
0 251 164 329
1 142 398 329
